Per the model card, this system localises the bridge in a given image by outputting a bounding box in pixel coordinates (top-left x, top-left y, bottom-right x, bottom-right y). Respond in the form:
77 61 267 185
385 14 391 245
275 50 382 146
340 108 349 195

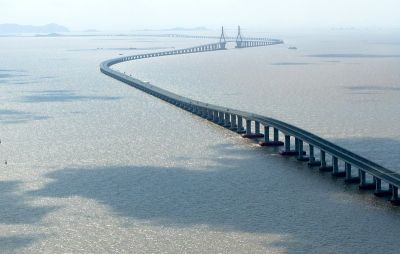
129 26 284 46
100 27 400 206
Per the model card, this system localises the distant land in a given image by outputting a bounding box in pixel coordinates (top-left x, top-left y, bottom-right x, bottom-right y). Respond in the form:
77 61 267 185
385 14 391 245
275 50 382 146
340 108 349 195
0 23 69 34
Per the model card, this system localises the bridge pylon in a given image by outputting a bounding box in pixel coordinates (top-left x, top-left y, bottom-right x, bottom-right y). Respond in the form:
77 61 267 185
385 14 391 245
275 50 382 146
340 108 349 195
236 25 243 48
219 26 227 49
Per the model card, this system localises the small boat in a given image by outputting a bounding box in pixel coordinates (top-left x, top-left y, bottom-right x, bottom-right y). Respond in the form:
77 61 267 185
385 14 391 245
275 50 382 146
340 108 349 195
288 46 297 50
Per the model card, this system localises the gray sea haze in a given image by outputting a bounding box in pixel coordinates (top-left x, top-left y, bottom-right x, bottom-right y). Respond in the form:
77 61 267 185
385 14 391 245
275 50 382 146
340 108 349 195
0 29 400 253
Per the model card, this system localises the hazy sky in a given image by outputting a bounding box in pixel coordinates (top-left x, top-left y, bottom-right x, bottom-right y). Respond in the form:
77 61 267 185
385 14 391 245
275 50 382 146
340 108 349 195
1 0 399 31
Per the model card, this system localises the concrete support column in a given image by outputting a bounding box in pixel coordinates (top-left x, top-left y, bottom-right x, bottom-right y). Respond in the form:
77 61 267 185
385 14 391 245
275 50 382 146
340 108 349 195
200 108 206 117
372 177 393 197
294 138 299 152
246 119 252 135
308 145 321 166
345 163 352 180
320 151 326 167
297 140 304 158
213 111 219 123
205 109 209 118
218 112 224 125
255 121 260 134
273 128 279 142
296 139 308 161
390 186 400 205
332 156 339 174
309 145 315 162
197 107 203 116
224 113 231 127
360 170 366 185
375 177 382 192
230 114 237 129
207 110 213 120
358 170 376 189
264 126 270 143
237 116 244 133
284 135 290 152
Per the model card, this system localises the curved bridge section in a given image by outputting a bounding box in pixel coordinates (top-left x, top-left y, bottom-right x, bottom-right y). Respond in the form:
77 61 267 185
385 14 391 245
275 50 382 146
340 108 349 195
100 37 400 206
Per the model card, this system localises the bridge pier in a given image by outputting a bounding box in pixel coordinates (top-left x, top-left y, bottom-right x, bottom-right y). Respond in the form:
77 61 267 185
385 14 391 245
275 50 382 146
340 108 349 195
284 135 290 151
258 125 283 146
260 126 283 146
196 107 203 116
236 116 245 133
243 120 264 138
230 114 237 130
390 186 400 205
195 106 201 115
244 119 251 136
319 150 333 171
204 109 210 119
218 112 224 125
332 156 346 177
255 121 260 135
297 139 309 161
212 110 219 123
224 113 231 127
199 108 206 118
373 178 392 197
258 125 269 146
274 128 278 141
279 135 298 155
307 145 321 166
358 170 375 190
246 121 264 138
190 105 196 113
344 163 360 183
209 110 216 120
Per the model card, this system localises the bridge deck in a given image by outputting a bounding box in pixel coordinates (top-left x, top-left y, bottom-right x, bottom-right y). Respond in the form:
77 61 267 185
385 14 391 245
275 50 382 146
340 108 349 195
100 39 400 204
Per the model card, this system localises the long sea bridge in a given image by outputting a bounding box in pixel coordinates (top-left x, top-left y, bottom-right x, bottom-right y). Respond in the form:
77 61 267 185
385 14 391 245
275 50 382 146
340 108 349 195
100 27 400 206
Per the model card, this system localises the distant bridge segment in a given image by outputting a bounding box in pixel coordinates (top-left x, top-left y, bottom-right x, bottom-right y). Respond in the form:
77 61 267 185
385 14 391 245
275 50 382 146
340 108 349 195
129 26 284 48
100 29 400 206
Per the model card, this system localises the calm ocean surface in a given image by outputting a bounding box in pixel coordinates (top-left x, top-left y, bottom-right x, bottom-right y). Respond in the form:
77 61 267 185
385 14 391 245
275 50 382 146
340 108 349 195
0 29 400 253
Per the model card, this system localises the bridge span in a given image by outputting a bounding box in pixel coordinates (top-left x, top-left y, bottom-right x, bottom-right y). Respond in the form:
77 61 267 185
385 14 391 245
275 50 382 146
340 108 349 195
100 30 400 206
129 26 283 49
